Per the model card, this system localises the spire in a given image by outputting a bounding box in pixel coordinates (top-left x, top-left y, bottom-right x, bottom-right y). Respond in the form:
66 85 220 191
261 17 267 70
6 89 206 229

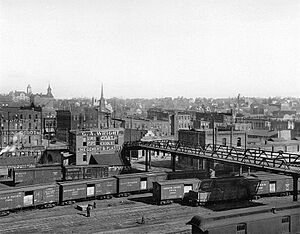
101 83 104 100
99 83 105 111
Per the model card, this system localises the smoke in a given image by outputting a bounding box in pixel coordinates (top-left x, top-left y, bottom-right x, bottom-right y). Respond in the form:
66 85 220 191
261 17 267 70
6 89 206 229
0 131 24 155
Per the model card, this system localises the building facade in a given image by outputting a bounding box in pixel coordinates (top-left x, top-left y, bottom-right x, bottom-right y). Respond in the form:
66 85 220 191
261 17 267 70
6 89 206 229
0 106 43 150
69 128 124 165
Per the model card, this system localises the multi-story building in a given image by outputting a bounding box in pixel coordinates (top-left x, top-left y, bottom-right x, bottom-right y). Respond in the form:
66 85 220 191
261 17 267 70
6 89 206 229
56 84 116 142
69 128 124 165
0 106 43 150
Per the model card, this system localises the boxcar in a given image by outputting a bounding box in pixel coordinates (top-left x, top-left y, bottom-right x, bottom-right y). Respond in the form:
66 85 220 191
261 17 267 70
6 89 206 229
114 172 167 196
58 177 118 204
167 170 208 180
62 165 109 181
187 202 300 234
13 166 62 186
153 178 200 205
0 183 59 215
251 172 294 197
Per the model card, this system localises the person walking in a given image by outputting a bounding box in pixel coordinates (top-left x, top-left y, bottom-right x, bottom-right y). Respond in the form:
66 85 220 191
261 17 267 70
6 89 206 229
93 202 96 209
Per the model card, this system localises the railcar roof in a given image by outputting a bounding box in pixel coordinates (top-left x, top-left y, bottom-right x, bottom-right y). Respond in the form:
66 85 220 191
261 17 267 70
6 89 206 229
189 206 300 231
58 177 117 186
0 183 58 194
187 202 300 231
114 172 167 178
155 178 200 185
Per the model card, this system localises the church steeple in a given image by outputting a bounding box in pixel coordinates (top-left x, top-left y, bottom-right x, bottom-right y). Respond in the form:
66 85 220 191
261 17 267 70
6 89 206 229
101 83 104 100
99 83 105 111
47 84 53 97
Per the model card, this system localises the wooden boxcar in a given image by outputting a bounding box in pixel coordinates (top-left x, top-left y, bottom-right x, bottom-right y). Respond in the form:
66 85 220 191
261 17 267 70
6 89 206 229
13 166 62 186
62 165 109 181
114 172 167 196
187 202 300 234
153 178 200 205
58 177 118 204
0 183 59 215
251 172 294 197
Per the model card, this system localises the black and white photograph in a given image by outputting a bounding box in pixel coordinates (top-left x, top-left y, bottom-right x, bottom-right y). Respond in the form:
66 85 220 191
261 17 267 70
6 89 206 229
0 0 300 233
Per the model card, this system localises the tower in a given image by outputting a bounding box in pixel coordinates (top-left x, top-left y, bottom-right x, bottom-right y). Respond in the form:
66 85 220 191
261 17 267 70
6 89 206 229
27 84 32 94
99 83 105 111
47 84 53 97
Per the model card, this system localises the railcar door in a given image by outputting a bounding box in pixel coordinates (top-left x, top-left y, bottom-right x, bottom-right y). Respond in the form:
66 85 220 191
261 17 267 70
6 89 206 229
140 178 147 190
269 181 276 193
87 184 95 197
23 191 34 206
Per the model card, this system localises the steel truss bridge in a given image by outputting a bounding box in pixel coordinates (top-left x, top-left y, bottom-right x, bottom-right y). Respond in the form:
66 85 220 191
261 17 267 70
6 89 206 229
123 140 300 201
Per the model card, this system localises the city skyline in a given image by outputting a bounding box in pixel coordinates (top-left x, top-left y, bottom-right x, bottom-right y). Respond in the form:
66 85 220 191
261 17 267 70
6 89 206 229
1 0 299 99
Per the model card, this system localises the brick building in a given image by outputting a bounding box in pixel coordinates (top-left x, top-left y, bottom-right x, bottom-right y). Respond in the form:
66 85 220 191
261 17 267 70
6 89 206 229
69 128 124 165
0 106 43 150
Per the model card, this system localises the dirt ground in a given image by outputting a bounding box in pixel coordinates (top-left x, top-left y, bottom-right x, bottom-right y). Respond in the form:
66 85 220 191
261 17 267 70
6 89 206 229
0 191 298 234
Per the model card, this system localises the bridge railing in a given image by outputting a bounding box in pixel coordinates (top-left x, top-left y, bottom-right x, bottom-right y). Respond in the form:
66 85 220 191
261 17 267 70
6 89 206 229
124 140 300 172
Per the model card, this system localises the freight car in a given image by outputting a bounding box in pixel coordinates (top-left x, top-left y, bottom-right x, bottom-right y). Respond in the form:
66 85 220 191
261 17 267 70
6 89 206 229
250 172 300 198
184 176 260 206
13 166 62 186
58 171 168 204
62 165 109 181
58 178 117 205
0 183 59 216
153 178 200 205
115 172 167 197
187 202 300 234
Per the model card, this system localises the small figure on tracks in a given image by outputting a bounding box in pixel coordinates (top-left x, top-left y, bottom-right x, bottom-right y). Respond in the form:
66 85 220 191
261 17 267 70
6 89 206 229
86 205 91 217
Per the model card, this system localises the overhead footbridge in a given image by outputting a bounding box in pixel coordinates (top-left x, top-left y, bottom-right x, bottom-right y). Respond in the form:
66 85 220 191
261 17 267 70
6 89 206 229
123 140 300 201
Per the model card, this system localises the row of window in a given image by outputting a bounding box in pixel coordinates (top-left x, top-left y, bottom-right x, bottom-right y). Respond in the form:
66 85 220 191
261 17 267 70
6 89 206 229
236 216 290 233
221 137 242 147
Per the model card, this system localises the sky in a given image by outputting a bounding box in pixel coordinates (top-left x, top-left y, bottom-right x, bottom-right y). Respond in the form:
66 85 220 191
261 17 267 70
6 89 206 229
0 0 299 99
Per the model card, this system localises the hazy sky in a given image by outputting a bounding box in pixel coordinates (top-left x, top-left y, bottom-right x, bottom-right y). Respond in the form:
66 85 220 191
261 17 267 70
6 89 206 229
1 0 299 99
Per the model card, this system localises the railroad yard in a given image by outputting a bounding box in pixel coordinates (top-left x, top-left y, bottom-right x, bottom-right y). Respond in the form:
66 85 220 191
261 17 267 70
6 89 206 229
1 157 299 233
0 191 298 234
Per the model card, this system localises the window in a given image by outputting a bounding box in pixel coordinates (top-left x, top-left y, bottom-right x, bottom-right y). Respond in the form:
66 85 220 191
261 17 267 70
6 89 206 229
83 153 87 162
237 137 242 147
237 223 247 234
96 136 100 145
83 137 87 146
281 216 290 233
222 138 227 146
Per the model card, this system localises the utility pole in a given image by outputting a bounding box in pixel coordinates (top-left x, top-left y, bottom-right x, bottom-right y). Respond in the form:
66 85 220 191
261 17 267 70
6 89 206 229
7 112 10 145
212 117 215 151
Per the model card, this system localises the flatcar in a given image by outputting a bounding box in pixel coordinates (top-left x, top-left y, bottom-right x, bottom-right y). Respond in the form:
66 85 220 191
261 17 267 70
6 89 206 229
0 183 59 216
153 178 200 205
184 176 260 206
187 202 300 234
